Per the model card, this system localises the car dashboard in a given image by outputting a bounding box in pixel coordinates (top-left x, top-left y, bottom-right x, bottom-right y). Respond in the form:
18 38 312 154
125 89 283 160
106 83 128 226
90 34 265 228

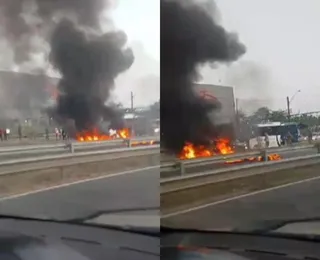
161 228 320 260
0 217 159 260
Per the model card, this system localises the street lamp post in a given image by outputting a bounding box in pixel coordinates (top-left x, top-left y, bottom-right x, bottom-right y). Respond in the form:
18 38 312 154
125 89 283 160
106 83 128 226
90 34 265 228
130 91 135 137
286 90 301 120
286 96 290 120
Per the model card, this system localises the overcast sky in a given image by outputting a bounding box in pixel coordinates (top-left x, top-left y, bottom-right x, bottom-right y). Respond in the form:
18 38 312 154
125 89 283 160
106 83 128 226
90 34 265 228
201 0 320 114
111 0 160 107
112 0 159 61
110 0 320 113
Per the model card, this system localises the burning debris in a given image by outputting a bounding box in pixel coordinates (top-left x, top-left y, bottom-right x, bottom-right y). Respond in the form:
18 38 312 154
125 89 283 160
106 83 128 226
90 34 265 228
76 127 157 146
180 138 282 164
161 0 246 155
180 138 234 160
179 135 282 164
225 153 282 164
131 140 156 146
76 128 130 142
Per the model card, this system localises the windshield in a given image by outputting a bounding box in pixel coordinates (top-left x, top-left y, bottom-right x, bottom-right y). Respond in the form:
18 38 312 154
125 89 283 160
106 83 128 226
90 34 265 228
160 0 320 236
0 0 160 230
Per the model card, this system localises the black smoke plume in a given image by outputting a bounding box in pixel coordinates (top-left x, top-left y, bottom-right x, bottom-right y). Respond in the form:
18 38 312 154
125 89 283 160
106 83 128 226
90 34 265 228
161 0 246 153
0 0 114 65
0 0 133 133
50 19 134 132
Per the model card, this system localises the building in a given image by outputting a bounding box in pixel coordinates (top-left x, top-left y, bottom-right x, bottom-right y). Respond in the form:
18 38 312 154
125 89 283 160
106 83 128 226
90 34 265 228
122 105 160 136
0 70 58 120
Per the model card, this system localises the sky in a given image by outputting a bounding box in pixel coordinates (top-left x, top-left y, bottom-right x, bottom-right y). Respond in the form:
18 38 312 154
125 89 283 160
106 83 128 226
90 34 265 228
111 0 160 107
112 0 159 61
0 0 160 109
5 0 320 113
201 0 320 114
111 0 320 112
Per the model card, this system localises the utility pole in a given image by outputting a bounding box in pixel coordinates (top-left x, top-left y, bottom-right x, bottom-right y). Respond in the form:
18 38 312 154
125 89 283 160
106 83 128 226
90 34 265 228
130 91 134 112
235 98 240 138
235 98 240 118
286 90 301 121
286 96 290 120
130 91 134 137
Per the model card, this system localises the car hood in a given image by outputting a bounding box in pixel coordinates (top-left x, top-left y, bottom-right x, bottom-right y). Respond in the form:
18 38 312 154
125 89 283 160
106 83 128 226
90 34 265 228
83 209 160 229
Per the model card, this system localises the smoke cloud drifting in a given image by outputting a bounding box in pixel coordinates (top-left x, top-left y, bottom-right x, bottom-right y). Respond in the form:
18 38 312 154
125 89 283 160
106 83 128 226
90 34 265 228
0 0 133 133
50 19 134 132
224 60 276 115
0 0 114 66
161 0 246 153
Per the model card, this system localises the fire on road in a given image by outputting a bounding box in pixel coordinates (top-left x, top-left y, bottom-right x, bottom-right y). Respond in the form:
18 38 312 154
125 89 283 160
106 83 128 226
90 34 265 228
178 139 282 164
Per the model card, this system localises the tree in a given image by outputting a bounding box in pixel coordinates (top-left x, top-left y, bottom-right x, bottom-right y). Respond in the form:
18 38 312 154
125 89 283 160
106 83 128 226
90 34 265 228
269 110 287 122
244 107 270 125
292 114 320 128
253 107 270 121
148 101 160 119
247 107 320 131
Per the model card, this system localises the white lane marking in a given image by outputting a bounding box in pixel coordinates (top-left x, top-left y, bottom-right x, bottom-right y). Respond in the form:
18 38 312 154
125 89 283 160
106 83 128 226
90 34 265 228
0 166 159 202
162 174 320 218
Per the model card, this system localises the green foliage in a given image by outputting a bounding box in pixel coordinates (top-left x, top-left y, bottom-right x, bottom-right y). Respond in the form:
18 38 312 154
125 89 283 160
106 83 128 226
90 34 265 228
238 107 320 128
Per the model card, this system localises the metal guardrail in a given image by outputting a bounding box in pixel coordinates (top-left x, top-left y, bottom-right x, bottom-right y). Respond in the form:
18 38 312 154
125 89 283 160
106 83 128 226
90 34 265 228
161 144 318 176
0 143 68 153
0 144 160 167
0 136 160 157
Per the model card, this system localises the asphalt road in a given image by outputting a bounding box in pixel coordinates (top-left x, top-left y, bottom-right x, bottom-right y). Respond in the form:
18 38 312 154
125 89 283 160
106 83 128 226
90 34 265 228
162 175 320 230
0 167 159 221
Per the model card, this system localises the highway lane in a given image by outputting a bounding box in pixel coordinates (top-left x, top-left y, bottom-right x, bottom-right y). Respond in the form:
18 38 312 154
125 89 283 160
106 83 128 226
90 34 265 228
0 167 159 220
162 176 320 230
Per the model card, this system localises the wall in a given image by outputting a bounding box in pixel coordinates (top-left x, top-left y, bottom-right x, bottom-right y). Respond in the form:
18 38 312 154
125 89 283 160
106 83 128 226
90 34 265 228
0 70 59 120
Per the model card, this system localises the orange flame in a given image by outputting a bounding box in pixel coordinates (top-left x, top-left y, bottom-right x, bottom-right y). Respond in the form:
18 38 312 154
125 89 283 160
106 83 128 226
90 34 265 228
118 128 130 139
76 128 130 142
131 140 155 146
225 153 282 164
216 138 234 155
268 153 282 161
178 137 282 164
179 138 234 160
